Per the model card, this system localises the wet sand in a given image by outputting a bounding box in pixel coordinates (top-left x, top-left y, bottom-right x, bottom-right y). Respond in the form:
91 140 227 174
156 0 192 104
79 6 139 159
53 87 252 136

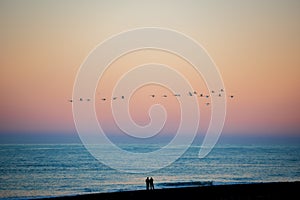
38 181 299 200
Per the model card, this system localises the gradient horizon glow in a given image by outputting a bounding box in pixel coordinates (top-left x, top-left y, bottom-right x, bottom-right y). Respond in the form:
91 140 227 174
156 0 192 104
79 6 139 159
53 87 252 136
1 0 300 143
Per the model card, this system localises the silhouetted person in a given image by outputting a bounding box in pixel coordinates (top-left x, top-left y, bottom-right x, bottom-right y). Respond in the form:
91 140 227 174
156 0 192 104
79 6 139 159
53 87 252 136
149 177 154 190
145 177 150 190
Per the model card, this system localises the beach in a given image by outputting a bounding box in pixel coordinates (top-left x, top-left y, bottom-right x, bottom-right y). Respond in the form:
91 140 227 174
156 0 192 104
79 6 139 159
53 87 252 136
38 181 299 200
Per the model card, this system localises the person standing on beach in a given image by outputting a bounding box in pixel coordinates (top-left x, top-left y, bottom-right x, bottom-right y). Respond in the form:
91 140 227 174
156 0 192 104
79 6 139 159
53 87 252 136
149 177 154 190
145 177 150 190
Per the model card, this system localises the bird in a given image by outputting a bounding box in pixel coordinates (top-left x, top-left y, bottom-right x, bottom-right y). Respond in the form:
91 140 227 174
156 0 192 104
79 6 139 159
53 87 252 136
74 89 235 105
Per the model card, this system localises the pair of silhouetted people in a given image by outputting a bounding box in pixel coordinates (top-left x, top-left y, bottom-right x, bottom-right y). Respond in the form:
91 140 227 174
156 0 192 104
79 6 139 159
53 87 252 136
145 177 154 190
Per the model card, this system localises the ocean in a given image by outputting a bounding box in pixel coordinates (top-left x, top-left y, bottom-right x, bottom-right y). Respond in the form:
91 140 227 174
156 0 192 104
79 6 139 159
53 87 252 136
0 143 299 199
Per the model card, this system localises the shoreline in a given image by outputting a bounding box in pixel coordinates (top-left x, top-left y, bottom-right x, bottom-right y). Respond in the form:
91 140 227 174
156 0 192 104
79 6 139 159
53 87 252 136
37 181 300 200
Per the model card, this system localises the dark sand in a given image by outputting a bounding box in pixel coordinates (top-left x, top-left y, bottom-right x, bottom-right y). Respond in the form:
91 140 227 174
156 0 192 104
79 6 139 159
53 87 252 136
38 181 299 200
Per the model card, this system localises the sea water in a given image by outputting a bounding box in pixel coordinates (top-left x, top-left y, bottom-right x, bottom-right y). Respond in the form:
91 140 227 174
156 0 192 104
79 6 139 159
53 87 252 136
0 143 299 199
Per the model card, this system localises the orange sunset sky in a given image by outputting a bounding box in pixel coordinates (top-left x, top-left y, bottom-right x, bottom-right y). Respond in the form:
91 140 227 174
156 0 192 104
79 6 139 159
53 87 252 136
0 0 300 143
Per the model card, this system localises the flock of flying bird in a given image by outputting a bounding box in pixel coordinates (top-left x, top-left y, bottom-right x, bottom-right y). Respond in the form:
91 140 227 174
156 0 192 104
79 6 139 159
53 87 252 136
68 89 234 106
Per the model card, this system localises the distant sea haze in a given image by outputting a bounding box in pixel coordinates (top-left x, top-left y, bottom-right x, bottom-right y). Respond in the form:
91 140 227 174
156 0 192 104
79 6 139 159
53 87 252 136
1 132 300 145
0 143 299 199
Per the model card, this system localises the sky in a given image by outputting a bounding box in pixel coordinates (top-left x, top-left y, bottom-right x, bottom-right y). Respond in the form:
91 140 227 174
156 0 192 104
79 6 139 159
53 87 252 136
0 0 300 143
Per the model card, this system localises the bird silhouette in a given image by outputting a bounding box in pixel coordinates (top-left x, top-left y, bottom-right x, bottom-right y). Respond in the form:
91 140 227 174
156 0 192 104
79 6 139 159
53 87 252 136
73 89 235 105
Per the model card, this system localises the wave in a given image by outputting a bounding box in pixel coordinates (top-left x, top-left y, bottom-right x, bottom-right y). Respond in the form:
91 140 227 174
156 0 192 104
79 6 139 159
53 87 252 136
157 181 213 188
